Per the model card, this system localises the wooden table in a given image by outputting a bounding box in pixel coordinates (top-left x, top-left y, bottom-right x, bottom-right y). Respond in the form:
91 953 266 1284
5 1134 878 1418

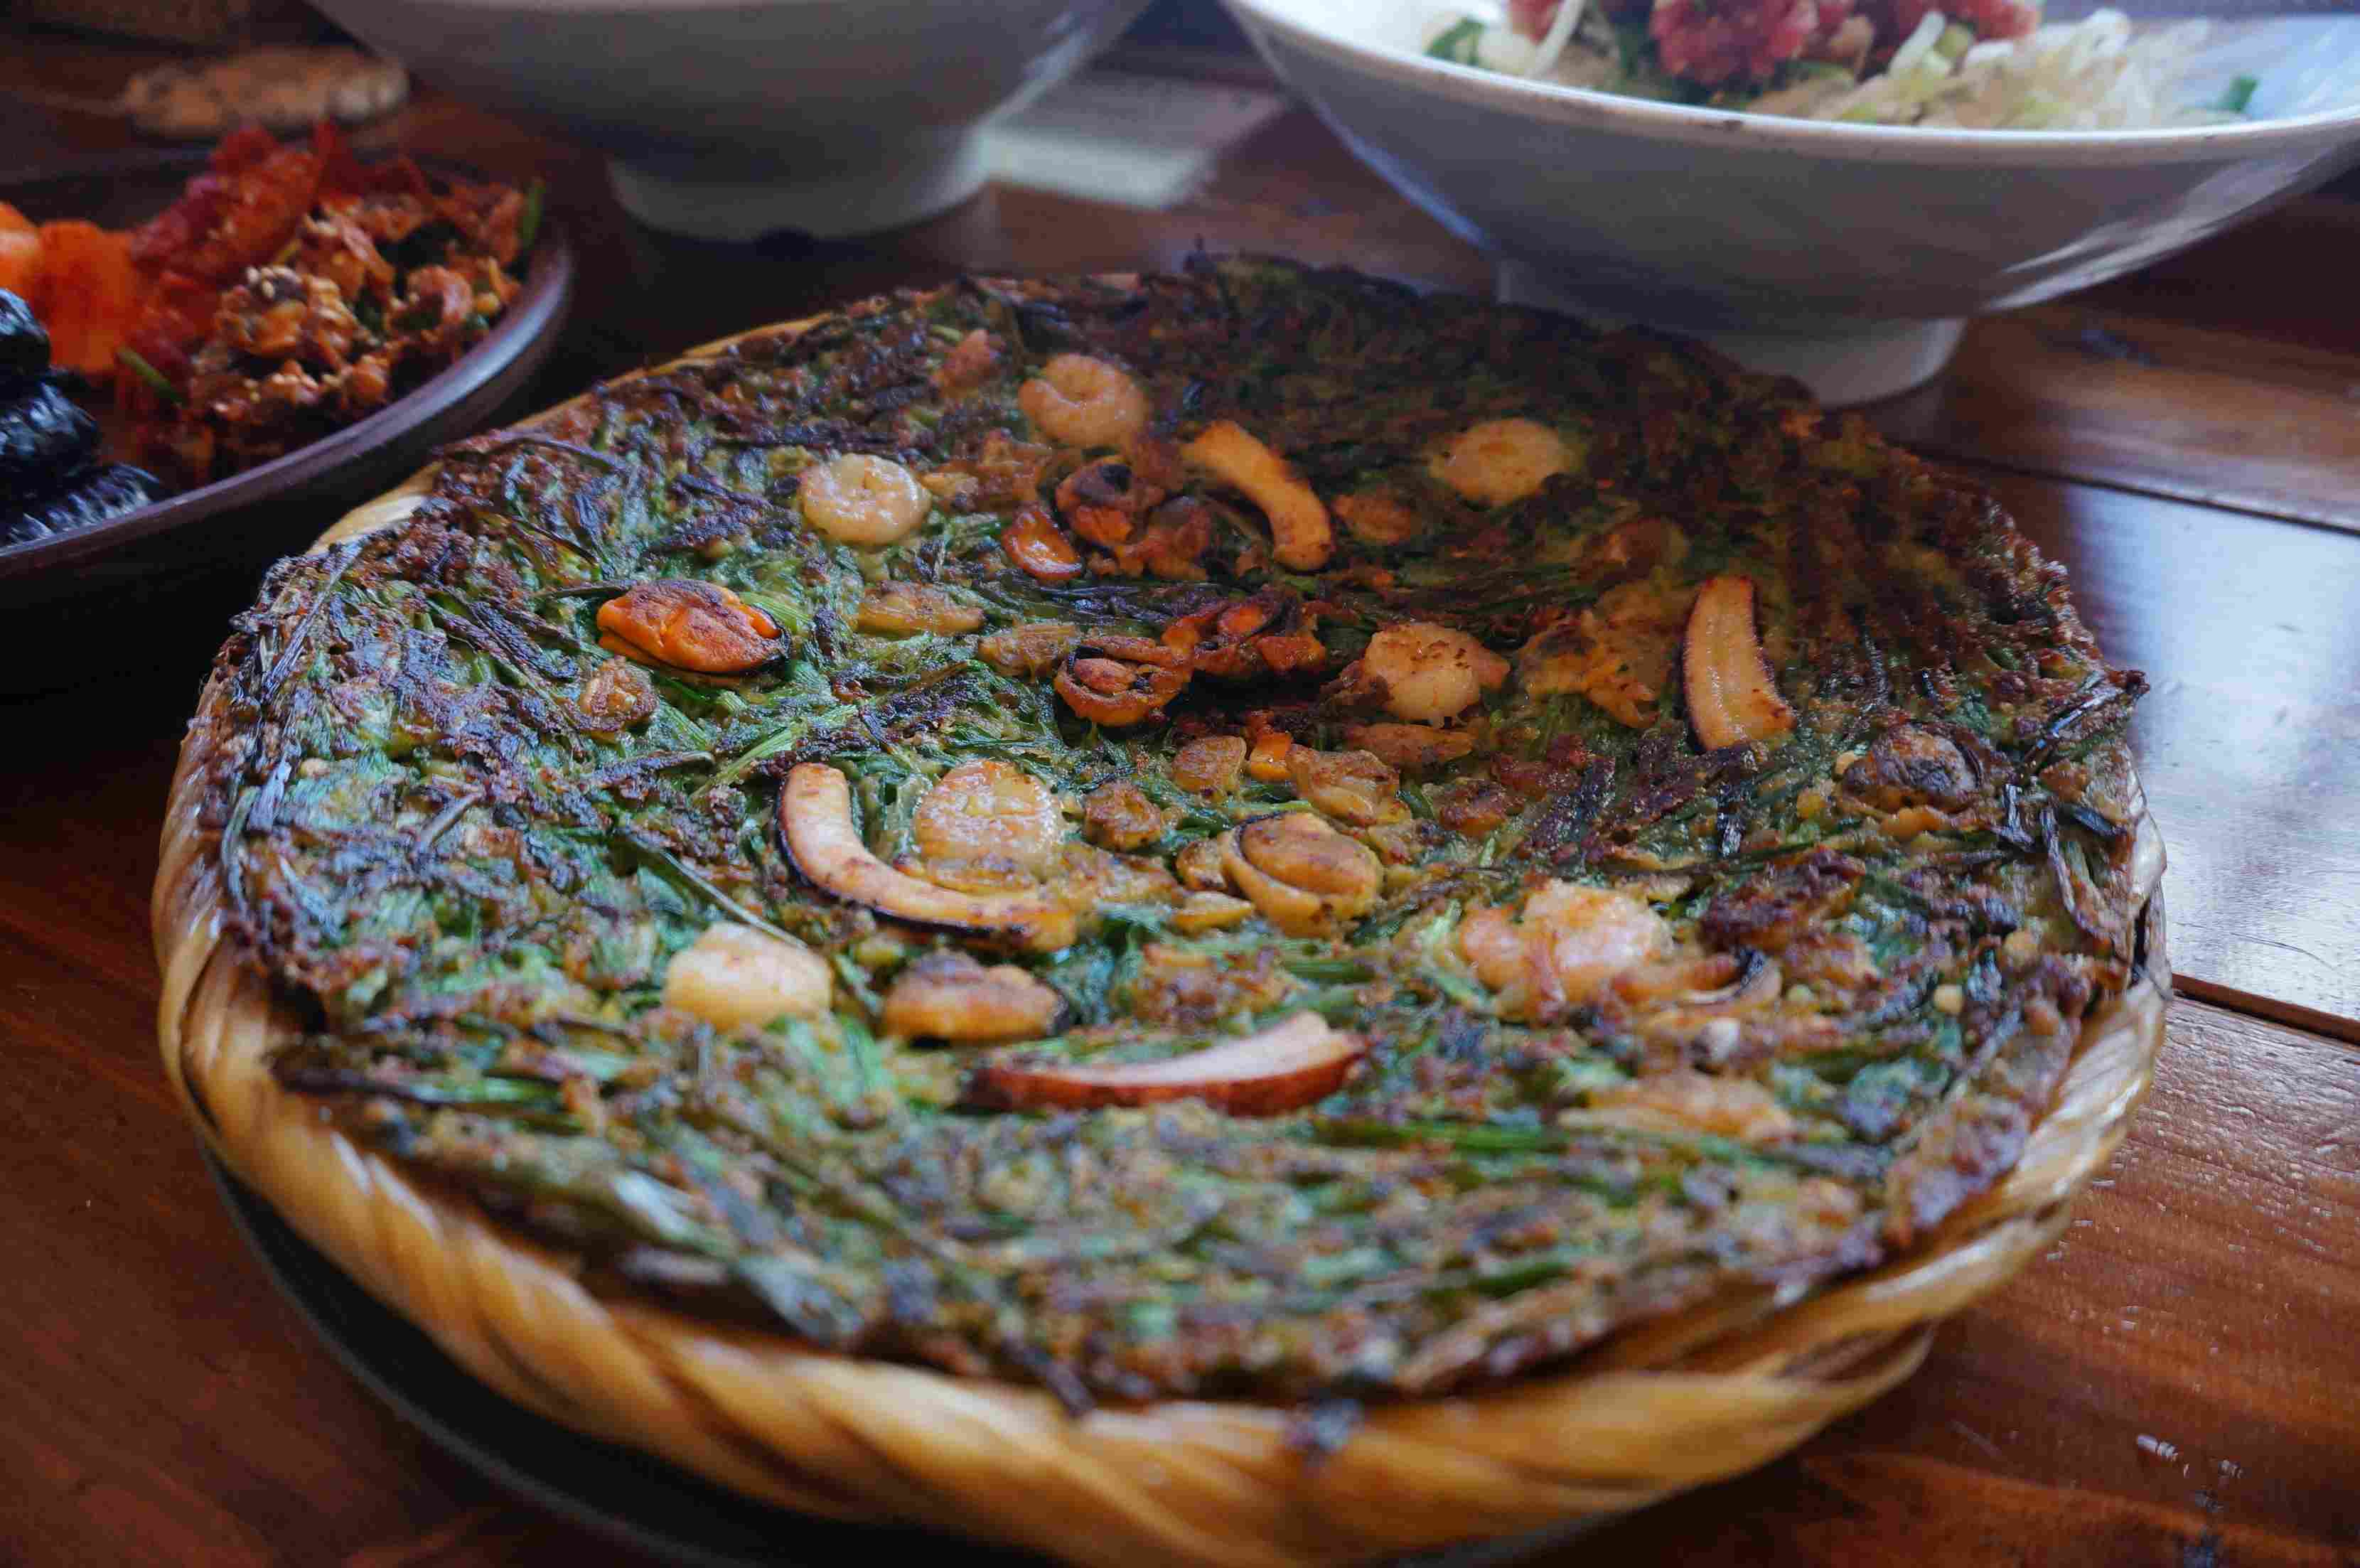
4 33 2355 1568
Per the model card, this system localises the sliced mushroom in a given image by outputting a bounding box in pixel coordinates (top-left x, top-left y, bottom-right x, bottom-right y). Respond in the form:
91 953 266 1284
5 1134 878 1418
778 764 1076 952
881 950 1065 1043
1683 575 1795 751
597 580 781 674
962 1011 1364 1116
1181 420 1333 570
663 923 832 1031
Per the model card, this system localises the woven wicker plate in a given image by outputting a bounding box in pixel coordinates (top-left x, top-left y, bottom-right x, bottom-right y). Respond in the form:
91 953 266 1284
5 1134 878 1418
153 314 2169 1568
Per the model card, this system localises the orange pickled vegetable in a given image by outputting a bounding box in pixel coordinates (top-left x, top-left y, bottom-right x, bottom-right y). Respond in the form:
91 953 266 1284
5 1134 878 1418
33 222 148 377
0 203 41 302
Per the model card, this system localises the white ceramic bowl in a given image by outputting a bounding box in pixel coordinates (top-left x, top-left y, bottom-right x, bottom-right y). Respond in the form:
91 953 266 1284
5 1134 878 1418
1223 0 2360 400
309 0 1151 241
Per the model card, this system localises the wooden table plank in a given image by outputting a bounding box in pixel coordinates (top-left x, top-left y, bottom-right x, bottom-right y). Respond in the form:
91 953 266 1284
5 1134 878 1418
1570 998 2360 1567
1874 296 2360 535
1961 470 2360 1034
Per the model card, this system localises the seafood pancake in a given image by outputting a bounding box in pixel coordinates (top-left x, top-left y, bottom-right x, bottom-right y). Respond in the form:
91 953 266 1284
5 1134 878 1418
162 259 2160 1561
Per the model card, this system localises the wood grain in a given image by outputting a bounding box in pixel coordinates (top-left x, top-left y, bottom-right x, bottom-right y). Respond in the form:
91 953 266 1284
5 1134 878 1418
1875 291 2360 536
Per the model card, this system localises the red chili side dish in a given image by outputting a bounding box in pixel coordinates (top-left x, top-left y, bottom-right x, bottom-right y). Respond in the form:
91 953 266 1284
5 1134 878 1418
121 123 541 485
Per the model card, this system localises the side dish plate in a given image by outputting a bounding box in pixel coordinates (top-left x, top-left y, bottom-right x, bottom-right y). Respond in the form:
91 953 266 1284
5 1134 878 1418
0 149 572 683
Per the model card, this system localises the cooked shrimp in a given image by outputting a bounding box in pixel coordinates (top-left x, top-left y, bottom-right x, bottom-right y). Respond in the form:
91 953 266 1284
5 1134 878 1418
913 758 1064 874
799 453 931 545
881 951 1063 1043
663 923 832 1031
1018 353 1150 448
1459 881 1671 1019
1428 417 1573 506
1181 420 1334 569
1361 622 1509 724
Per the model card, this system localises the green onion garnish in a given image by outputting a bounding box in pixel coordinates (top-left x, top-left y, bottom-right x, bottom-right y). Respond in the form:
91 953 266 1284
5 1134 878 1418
517 178 547 257
116 346 183 405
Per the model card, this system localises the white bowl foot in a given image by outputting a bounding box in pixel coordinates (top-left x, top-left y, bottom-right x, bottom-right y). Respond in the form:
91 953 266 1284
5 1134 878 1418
608 135 987 242
1495 261 1965 407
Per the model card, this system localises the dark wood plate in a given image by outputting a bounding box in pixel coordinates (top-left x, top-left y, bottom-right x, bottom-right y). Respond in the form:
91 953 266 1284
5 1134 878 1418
203 1143 1589 1568
0 149 573 694
202 1149 994 1568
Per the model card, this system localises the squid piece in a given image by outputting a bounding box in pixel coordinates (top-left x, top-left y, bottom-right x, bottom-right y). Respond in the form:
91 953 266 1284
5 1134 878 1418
1683 575 1795 750
778 764 1076 952
1181 419 1334 570
962 1011 1365 1117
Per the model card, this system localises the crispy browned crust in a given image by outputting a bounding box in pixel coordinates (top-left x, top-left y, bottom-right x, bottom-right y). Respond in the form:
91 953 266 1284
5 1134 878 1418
153 318 2169 1568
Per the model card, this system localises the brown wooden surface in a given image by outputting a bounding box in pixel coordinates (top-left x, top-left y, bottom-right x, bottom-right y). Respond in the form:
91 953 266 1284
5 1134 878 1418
3 27 2356 1568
